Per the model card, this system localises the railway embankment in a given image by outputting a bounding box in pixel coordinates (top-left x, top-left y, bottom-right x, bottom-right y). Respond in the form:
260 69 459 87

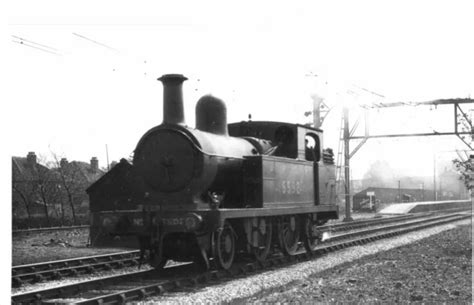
249 220 472 304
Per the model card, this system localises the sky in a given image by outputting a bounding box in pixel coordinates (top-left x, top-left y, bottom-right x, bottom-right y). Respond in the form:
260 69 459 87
2 1 473 297
4 0 474 180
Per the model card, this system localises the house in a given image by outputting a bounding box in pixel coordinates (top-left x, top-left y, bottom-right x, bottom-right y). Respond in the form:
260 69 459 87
12 152 105 227
87 158 139 212
54 157 105 212
438 167 469 199
12 152 61 220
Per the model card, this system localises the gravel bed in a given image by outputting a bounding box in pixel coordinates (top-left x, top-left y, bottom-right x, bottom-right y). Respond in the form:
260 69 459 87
12 229 131 266
250 221 472 304
136 218 471 304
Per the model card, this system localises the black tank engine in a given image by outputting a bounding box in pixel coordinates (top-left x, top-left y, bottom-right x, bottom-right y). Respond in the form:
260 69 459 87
88 74 338 269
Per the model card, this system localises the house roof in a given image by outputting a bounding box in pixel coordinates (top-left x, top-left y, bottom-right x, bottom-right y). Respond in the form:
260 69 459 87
86 158 132 194
12 157 53 181
54 161 104 184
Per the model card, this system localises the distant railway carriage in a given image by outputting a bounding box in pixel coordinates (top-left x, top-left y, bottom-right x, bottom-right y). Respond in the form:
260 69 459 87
88 74 338 269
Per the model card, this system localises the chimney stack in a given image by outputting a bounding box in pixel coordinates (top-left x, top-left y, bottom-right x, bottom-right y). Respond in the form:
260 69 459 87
26 152 37 167
158 74 188 125
60 158 68 168
90 157 99 173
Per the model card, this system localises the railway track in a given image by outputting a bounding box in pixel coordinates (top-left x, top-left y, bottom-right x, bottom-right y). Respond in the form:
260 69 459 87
12 211 470 304
11 209 468 288
13 225 89 235
8 212 422 288
318 207 470 234
12 251 140 288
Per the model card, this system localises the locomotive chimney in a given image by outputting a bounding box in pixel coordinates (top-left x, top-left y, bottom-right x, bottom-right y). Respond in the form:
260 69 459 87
196 95 228 135
158 74 188 125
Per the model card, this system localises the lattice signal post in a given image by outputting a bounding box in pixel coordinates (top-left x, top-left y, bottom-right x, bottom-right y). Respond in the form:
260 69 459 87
339 98 473 222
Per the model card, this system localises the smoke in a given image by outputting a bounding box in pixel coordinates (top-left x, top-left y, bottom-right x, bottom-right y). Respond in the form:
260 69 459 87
362 160 398 188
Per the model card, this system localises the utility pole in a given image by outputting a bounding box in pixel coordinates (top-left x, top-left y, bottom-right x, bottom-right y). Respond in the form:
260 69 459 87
312 95 323 129
106 144 110 171
433 154 437 201
336 97 472 220
398 180 401 202
421 182 425 201
343 106 353 221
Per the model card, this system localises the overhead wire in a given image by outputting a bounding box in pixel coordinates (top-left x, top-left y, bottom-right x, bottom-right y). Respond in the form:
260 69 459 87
72 32 120 53
12 35 60 51
11 35 62 56
11 39 62 56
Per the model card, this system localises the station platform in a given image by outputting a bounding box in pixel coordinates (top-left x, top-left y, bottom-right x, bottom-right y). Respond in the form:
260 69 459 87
378 199 472 214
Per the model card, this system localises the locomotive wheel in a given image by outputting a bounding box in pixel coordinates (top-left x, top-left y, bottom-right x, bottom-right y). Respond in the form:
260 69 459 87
302 214 320 254
145 238 168 270
252 218 273 262
215 221 235 270
278 215 301 256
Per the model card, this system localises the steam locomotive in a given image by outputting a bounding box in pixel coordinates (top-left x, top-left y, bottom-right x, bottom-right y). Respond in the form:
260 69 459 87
87 74 338 270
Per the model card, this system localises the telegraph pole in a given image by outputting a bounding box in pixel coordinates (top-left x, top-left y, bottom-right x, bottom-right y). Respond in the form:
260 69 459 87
106 144 110 171
433 155 437 201
421 182 425 201
343 106 353 221
336 97 472 220
398 180 401 202
312 95 323 129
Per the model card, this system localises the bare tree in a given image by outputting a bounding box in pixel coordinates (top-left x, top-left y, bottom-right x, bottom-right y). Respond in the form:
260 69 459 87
29 155 61 225
453 156 474 192
12 172 35 221
12 154 62 227
51 152 84 224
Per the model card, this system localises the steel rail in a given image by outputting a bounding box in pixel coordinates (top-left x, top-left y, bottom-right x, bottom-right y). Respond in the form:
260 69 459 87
13 225 89 235
12 208 469 288
12 251 139 287
321 213 467 244
12 212 470 304
6 214 420 287
318 208 470 234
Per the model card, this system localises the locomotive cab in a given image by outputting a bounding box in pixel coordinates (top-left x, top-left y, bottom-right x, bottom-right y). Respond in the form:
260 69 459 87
228 121 323 160
228 121 336 208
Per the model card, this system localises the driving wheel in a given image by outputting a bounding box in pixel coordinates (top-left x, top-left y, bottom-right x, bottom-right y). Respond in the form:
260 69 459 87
278 215 301 256
215 221 235 270
302 213 320 254
251 217 273 262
